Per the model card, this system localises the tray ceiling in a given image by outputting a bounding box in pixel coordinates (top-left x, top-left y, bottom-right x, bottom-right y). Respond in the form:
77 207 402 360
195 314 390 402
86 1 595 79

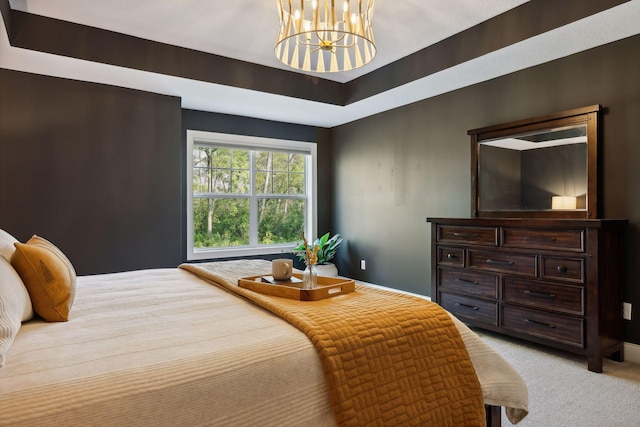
2 1 640 127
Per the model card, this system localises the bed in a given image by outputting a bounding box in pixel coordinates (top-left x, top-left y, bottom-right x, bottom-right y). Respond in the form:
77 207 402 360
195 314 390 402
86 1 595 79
0 232 528 426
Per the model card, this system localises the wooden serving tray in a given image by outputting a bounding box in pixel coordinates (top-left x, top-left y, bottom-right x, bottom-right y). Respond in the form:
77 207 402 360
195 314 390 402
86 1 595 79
238 273 355 301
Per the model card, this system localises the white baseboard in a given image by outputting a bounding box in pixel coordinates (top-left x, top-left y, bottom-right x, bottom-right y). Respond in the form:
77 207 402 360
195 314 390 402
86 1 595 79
624 341 640 364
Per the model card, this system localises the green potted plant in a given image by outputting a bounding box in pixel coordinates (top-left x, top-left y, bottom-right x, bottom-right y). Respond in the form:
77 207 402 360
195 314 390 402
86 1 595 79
293 232 343 276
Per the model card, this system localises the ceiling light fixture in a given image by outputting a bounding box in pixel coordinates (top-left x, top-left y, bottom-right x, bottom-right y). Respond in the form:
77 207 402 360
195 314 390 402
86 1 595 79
275 0 377 73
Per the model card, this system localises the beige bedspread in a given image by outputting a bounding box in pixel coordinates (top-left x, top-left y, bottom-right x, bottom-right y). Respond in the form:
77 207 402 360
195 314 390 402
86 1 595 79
0 260 528 426
1 266 336 426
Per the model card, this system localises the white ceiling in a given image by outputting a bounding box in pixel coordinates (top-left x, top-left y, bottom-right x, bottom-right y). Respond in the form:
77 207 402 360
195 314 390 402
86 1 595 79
2 1 640 127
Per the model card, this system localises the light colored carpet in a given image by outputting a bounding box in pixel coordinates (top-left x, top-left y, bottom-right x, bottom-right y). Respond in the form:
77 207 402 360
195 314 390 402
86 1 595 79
475 329 640 426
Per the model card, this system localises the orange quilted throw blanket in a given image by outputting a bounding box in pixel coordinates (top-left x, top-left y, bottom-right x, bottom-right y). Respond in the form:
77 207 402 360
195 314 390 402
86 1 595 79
181 262 485 426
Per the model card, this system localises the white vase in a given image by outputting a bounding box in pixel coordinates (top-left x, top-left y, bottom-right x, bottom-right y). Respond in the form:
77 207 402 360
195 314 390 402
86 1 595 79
314 262 338 277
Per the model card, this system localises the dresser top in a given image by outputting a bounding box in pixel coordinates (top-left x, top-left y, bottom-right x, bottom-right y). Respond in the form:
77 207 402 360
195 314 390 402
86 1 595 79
426 217 627 229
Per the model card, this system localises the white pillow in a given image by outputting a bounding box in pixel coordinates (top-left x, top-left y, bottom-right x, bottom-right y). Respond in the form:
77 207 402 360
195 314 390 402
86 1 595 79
0 229 18 262
0 256 34 367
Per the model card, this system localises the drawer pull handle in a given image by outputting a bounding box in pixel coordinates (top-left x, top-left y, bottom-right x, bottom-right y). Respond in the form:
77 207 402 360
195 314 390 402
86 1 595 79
524 290 556 299
455 302 479 311
557 266 567 273
486 259 514 266
447 253 456 259
456 278 479 285
523 236 557 242
524 318 556 329
453 232 479 238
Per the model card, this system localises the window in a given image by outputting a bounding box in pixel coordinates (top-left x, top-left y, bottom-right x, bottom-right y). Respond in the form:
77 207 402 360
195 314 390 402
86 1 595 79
186 130 317 260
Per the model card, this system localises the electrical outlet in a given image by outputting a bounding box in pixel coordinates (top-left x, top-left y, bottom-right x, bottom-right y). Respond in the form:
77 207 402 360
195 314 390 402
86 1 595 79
360 260 366 270
623 302 632 320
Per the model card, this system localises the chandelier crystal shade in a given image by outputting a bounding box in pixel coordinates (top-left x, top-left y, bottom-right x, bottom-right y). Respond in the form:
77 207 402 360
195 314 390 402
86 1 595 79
275 0 377 73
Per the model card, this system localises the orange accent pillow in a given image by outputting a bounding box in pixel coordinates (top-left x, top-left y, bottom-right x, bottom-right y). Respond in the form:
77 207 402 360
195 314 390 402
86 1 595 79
11 236 76 322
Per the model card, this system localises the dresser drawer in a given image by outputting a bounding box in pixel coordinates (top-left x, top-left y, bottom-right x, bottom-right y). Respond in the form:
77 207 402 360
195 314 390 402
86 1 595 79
468 250 537 277
438 268 498 299
502 228 585 252
502 305 584 347
503 277 584 315
436 225 498 246
541 257 585 283
440 293 498 326
437 247 464 267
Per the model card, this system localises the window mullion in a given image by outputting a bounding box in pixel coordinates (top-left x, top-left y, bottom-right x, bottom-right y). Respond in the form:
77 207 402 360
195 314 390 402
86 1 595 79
306 152 316 240
249 150 258 245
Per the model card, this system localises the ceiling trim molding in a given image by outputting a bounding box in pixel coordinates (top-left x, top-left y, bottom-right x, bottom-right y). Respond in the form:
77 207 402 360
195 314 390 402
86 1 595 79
3 6 346 106
1 1 638 128
2 0 630 109
0 0 10 37
345 0 630 103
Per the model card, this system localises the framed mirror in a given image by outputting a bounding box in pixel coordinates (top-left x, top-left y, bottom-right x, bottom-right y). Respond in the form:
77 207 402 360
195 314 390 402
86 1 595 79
469 105 600 218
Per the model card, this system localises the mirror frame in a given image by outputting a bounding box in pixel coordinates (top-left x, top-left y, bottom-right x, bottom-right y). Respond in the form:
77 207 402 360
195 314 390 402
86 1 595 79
469 105 600 219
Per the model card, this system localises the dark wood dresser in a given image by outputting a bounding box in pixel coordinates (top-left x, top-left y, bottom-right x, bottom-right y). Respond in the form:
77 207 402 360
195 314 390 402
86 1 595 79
427 217 627 372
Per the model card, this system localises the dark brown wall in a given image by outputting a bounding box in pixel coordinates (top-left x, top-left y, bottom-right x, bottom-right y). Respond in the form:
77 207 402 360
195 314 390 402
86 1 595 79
314 127 335 237
332 34 640 344
0 69 183 274
0 71 330 276
479 146 521 210
521 144 587 210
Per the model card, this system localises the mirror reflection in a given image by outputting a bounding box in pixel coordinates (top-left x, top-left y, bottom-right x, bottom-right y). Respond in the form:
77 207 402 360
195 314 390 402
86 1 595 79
478 124 587 212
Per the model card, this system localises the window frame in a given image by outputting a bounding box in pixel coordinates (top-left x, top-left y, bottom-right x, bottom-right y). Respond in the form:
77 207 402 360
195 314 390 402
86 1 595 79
186 130 317 260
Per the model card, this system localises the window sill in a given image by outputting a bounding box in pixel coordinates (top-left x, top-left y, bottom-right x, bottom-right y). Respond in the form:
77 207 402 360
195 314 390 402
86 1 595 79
187 244 296 261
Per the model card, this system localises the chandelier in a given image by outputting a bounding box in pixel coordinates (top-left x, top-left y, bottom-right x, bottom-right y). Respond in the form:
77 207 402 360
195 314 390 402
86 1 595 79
275 0 377 73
